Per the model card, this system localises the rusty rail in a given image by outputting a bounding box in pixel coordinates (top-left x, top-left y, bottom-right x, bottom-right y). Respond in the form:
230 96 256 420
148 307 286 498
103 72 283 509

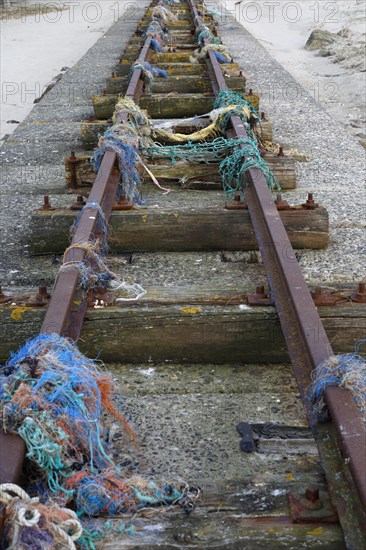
0 14 154 507
187 0 366 534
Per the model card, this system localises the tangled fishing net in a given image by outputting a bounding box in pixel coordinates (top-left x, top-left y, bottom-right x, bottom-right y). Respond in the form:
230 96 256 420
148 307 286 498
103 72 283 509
213 89 258 119
146 89 278 198
0 334 201 548
144 137 252 163
60 202 146 301
190 43 231 63
152 4 178 23
91 98 153 204
131 61 168 94
197 23 222 46
307 343 366 421
145 19 169 47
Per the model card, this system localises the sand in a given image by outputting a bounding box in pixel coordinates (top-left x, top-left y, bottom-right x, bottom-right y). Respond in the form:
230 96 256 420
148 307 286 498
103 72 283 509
214 0 366 144
0 0 145 141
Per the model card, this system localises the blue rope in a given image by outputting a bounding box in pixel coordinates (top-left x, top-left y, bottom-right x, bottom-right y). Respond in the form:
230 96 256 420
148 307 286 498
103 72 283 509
307 340 366 421
150 38 161 52
215 52 231 64
91 132 142 204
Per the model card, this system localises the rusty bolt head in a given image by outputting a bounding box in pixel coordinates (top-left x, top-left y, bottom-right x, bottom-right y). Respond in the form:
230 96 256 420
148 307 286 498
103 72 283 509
112 195 134 211
302 192 318 210
274 193 290 211
38 286 49 298
248 88 253 96
247 285 273 306
278 146 285 157
26 286 50 307
38 195 56 211
255 285 266 297
0 286 11 304
351 282 366 303
311 287 337 306
225 195 248 210
261 112 266 121
69 151 80 164
305 487 320 503
70 195 86 211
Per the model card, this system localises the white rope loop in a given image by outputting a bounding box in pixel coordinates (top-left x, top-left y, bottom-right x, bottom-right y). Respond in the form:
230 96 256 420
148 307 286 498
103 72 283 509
0 483 83 550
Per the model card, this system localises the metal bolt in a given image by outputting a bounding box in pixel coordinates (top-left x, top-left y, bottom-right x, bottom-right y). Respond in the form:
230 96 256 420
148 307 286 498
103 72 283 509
70 195 86 211
239 70 243 77
261 112 266 121
69 150 80 190
311 286 337 306
39 195 56 211
0 286 10 304
278 146 285 157
234 194 241 202
26 285 50 307
249 88 253 96
274 193 290 211
38 286 48 298
111 71 116 78
302 192 318 210
351 282 366 303
305 487 320 503
112 195 133 211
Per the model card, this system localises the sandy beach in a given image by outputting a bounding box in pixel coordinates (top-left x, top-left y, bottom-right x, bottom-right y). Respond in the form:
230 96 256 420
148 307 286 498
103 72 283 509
0 0 146 141
214 0 366 144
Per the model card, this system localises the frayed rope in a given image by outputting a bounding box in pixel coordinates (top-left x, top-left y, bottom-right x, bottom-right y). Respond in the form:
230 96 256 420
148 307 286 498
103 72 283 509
0 334 201 548
307 340 366 421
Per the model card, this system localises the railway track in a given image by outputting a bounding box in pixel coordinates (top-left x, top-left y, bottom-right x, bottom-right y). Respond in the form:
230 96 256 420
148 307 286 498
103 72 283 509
0 0 365 547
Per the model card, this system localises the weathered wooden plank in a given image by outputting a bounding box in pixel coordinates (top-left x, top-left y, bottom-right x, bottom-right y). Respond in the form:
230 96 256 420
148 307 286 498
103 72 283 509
120 51 198 64
93 93 215 119
29 206 328 255
145 157 295 189
137 21 194 31
0 304 364 364
101 512 345 549
124 44 197 54
104 75 246 95
80 113 271 149
127 35 196 45
138 19 193 27
115 62 238 77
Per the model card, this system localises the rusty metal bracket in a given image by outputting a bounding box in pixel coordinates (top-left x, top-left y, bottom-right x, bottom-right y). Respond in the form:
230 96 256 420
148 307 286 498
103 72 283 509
225 194 247 210
311 287 337 307
288 487 338 523
247 286 274 306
